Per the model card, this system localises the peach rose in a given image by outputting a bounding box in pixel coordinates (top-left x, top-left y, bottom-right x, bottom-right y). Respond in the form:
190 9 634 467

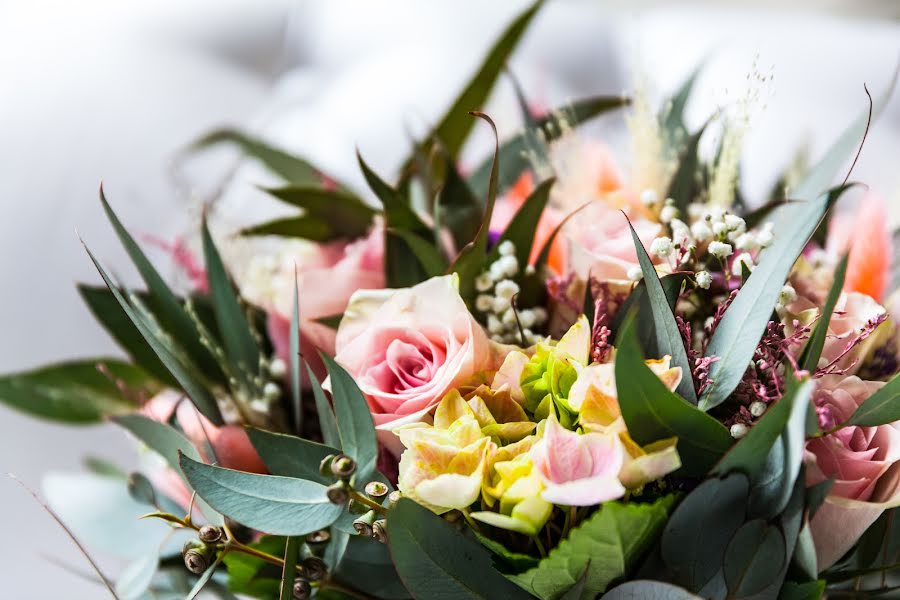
334 275 506 455
806 376 900 568
266 224 384 382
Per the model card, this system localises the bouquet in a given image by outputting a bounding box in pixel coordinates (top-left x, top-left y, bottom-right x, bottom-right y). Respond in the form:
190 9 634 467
5 3 900 599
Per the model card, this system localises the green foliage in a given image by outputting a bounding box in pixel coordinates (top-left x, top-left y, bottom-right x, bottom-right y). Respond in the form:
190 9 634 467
626 217 697 403
799 253 848 372
777 580 824 600
246 428 338 485
723 519 787 598
332 537 410 599
388 498 533 600
603 580 702 599
510 496 676 599
0 359 153 424
280 536 301 600
488 177 555 268
307 363 341 449
844 371 900 427
666 121 709 214
221 535 286 598
321 355 378 480
387 227 449 277
615 316 732 476
179 454 342 536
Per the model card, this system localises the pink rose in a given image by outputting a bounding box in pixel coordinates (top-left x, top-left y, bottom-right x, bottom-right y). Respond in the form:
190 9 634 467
267 224 384 382
334 275 505 454
806 376 900 568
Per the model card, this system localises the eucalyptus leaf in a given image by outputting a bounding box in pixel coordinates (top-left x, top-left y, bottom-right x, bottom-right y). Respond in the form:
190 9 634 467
844 370 900 427
321 355 378 480
777 580 825 600
280 536 301 600
115 552 159 600
799 254 849 372
510 496 675 600
603 581 702 600
666 121 709 214
615 315 731 476
723 519 787 598
246 428 338 485
0 359 151 424
388 498 533 600
330 536 410 599
179 454 342 536
307 363 341 449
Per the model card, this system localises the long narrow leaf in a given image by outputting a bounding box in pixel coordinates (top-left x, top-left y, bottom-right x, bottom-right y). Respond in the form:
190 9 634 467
263 186 376 241
800 253 849 372
488 177 555 269
306 364 340 449
844 371 900 427
279 537 301 600
387 228 448 277
290 271 303 434
321 355 378 480
185 555 224 600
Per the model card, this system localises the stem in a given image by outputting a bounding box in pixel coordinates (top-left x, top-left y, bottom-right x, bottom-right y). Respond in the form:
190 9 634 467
531 535 547 558
349 490 388 515
460 508 483 535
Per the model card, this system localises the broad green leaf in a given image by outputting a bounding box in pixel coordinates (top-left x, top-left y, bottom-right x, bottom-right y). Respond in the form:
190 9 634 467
78 284 175 386
99 189 223 383
603 581 702 600
332 536 410 599
626 217 697 403
246 428 338 485
0 359 151 424
777 580 825 600
280 536 301 600
202 218 261 379
615 316 731 476
661 473 749 592
179 454 342 536
387 228 448 277
191 129 350 190
723 520 787 598
699 184 855 411
666 121 708 214
388 498 533 600
112 414 223 525
240 216 332 241
799 253 849 372
844 370 900 427
307 364 341 449
488 177 555 268
474 531 540 572
510 496 676 599
559 564 589 600
263 185 376 240
609 274 686 340
468 95 629 195
186 555 223 600
115 551 159 600
83 243 223 425
321 355 378 480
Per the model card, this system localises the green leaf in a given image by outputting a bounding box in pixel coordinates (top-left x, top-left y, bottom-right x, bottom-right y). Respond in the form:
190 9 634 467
800 253 849 372
666 121 709 214
699 183 855 411
78 285 176 386
321 355 378 479
191 129 349 190
307 364 341 449
246 428 338 485
332 536 410 599
603 581 702 600
488 177 555 268
468 95 629 195
290 271 303 434
662 61 705 145
240 216 333 241
179 454 342 536
614 315 732 476
0 359 151 424
387 228 448 277
723 519 787 598
511 497 675 599
559 564 589 600
262 185 376 240
626 216 697 403
438 151 484 251
202 218 261 378
99 188 223 384
610 274 686 341
221 535 286 598
777 580 825 600
844 370 900 427
280 536 301 600
388 498 534 600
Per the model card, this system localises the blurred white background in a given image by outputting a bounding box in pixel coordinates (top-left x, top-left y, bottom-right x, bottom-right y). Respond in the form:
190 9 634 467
0 0 898 597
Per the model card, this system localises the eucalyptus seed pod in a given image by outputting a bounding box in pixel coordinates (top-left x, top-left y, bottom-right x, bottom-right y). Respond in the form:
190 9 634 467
182 539 213 574
319 454 336 477
330 454 357 479
353 510 377 537
326 480 350 505
388 490 402 508
305 529 331 545
292 577 312 600
364 481 389 500
198 525 223 543
302 556 327 582
373 519 388 544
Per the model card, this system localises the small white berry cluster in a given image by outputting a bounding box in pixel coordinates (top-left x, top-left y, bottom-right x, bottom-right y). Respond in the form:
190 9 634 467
730 401 770 438
475 240 547 345
639 188 679 224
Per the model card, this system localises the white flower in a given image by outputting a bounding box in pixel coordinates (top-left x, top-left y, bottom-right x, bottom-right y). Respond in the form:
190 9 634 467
498 240 515 256
650 236 674 257
268 357 287 379
696 270 712 289
532 307 548 324
756 222 775 248
492 295 511 314
495 279 520 300
730 423 749 439
708 241 733 259
475 272 494 292
731 252 754 277
487 314 504 334
734 232 758 251
627 266 644 281
525 264 536 276
640 188 659 205
476 294 494 312
691 221 713 241
780 284 797 304
712 221 728 237
498 255 519 278
749 401 767 417
660 205 678 223
724 214 746 234
518 309 536 329
502 308 518 327
263 381 281 401
670 218 690 240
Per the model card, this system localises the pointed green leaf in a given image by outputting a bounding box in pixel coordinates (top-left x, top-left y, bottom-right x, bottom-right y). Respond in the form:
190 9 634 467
666 121 709 213
262 186 376 241
388 498 534 600
699 184 856 411
615 315 731 476
280 536 301 600
307 364 340 449
723 520 786 598
201 218 261 377
800 253 849 372
246 428 338 485
321 355 377 480
179 454 342 535
437 154 482 250
489 177 555 268
626 216 697 403
241 216 333 241
844 370 900 427
387 228 448 277
0 359 153 424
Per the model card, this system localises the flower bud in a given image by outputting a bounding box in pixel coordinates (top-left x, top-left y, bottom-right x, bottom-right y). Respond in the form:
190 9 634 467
353 510 377 536
326 481 350 505
198 525 223 544
330 454 357 479
182 539 213 574
319 454 337 477
302 556 327 582
388 490 402 508
373 519 388 544
305 529 330 545
292 578 312 600
364 481 389 500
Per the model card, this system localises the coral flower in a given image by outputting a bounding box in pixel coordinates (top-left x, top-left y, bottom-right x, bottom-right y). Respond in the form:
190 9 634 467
827 192 893 303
